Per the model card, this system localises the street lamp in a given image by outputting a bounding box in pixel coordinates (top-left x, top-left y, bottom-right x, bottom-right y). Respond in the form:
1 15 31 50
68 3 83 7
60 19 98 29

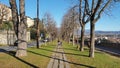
36 0 40 48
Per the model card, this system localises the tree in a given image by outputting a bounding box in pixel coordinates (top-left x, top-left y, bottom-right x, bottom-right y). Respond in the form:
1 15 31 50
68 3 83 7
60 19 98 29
85 0 116 58
61 15 71 41
43 13 57 41
10 0 27 57
39 19 46 39
0 21 13 30
60 6 79 43
33 18 46 40
30 27 36 40
0 3 10 27
71 6 79 46
79 0 90 51
9 0 19 37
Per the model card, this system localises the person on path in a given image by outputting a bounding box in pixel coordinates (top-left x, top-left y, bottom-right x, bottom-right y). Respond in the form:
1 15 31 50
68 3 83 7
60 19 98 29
57 40 62 48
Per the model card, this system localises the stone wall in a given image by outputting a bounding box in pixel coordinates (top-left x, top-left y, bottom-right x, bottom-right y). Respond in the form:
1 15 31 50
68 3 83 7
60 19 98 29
0 30 30 45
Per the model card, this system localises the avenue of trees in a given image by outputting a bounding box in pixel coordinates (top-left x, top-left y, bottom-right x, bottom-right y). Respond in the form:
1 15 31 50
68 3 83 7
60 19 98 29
43 13 57 41
61 0 119 58
60 6 79 45
0 0 118 58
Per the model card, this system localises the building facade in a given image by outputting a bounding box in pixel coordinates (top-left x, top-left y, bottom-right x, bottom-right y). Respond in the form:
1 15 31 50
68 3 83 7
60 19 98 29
0 3 34 27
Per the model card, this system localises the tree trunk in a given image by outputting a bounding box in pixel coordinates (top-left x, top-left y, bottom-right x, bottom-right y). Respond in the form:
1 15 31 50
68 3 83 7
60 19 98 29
36 18 39 48
69 38 71 44
89 21 95 58
7 29 9 45
15 0 27 57
80 25 85 51
69 33 71 44
9 29 12 45
73 31 75 46
9 0 19 38
0 19 3 27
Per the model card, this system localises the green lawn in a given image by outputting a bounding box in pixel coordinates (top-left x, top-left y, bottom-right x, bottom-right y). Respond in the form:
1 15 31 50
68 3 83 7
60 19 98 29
62 42 120 68
0 44 7 46
1 41 120 68
0 42 56 68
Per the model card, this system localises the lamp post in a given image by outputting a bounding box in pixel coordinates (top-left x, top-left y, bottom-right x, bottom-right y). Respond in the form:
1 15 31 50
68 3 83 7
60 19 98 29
36 0 39 48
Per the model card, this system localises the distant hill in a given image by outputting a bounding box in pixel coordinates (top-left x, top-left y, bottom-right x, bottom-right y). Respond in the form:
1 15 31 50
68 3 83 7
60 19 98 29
95 31 120 35
60 28 120 36
74 29 120 35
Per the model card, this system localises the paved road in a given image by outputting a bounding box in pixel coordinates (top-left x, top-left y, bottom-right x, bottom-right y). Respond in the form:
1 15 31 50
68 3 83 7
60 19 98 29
0 46 17 52
0 41 43 52
47 46 70 68
96 45 120 56
27 41 44 47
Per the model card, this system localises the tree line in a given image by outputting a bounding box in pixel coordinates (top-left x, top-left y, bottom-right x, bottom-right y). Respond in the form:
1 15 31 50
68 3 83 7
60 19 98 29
60 0 119 58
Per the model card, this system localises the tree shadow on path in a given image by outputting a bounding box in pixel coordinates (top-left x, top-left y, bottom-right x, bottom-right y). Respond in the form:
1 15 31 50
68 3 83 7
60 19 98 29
28 50 96 68
40 48 88 57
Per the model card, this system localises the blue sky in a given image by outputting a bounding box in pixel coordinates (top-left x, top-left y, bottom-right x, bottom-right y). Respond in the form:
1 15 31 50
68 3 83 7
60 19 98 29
1 0 120 31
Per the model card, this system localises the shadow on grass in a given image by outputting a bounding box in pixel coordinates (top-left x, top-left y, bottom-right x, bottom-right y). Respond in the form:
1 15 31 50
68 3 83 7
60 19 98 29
28 50 96 68
60 47 80 51
42 45 56 48
40 48 88 57
0 48 39 68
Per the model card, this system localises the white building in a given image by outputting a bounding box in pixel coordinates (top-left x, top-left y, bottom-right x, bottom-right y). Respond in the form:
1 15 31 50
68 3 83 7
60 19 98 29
26 17 34 27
